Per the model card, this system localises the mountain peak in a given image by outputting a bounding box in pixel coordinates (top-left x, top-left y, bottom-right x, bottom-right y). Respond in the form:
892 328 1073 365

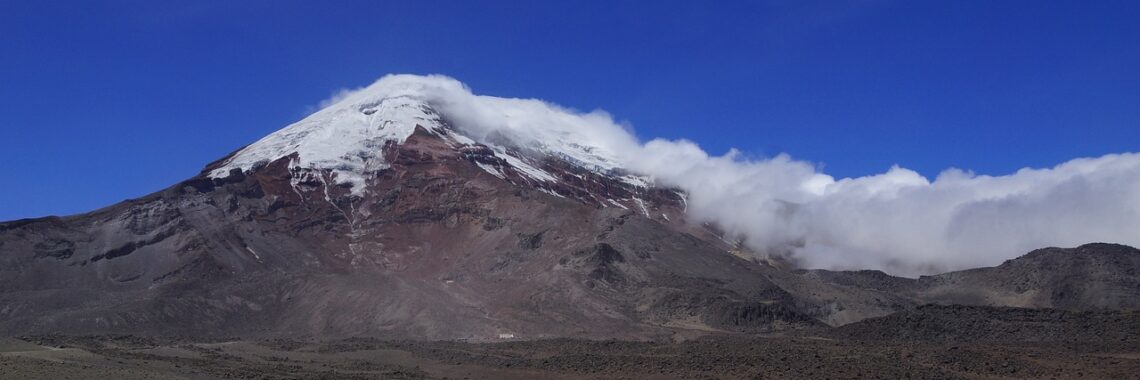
209 74 645 196
207 76 462 195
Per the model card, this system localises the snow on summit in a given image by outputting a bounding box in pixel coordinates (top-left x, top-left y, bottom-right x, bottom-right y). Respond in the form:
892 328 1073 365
210 74 640 195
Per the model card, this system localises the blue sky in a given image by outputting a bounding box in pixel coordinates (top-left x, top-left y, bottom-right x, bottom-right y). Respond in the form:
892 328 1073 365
1 0 1138 221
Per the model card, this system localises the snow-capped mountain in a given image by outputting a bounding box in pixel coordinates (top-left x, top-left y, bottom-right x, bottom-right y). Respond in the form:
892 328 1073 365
1 74 1135 341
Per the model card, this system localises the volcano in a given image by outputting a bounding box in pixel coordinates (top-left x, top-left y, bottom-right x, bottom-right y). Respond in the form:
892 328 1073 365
1 75 1137 342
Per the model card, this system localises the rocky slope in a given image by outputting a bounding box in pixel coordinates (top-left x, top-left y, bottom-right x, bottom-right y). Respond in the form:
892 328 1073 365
911 243 1140 310
802 243 1140 312
831 304 1140 343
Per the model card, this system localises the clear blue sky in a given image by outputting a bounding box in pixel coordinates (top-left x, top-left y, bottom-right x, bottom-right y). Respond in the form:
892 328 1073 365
1 1 1138 221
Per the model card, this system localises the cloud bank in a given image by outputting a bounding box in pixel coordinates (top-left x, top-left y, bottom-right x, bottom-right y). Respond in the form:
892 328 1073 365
631 143 1140 276
332 75 1140 276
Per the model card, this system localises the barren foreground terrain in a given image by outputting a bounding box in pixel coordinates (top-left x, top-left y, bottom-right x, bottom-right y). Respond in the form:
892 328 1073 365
4 312 1138 380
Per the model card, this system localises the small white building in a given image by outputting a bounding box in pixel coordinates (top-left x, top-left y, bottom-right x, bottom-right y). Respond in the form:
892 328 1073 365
498 333 516 339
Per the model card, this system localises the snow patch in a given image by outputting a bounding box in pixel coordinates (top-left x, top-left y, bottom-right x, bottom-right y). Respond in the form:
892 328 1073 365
499 153 557 183
633 197 651 217
475 162 506 179
537 187 566 198
607 199 629 210
245 246 262 262
618 174 652 189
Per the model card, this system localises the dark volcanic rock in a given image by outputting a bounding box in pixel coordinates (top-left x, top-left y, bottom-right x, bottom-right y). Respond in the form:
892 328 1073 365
832 304 1140 344
909 243 1140 310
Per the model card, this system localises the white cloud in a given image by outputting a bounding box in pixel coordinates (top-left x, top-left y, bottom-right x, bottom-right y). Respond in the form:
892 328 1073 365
633 146 1140 276
318 87 360 109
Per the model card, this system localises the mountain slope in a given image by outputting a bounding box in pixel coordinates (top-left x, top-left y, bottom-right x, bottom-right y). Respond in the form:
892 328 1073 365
1 75 1137 341
800 243 1140 312
910 243 1140 310
0 90 880 339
